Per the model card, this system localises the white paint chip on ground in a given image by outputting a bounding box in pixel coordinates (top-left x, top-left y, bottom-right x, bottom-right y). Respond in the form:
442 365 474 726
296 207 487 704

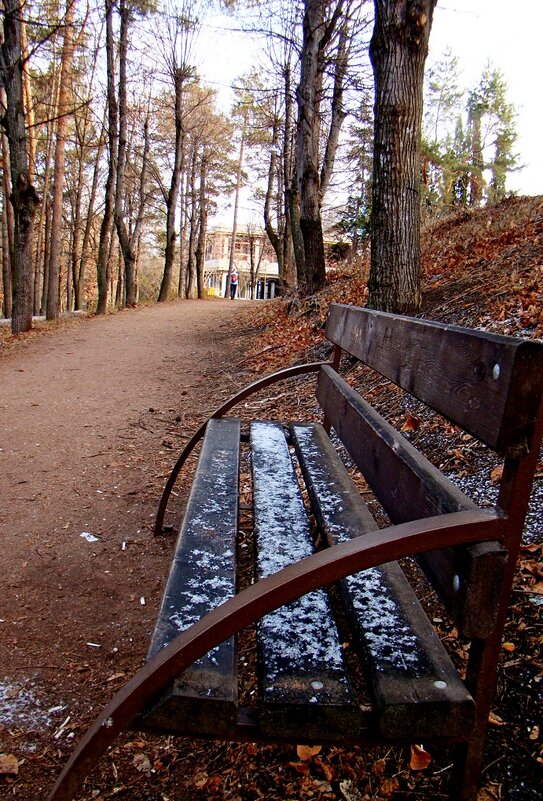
80 532 99 543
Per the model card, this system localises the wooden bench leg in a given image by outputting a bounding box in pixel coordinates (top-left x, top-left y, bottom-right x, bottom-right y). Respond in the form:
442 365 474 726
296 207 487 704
452 632 504 800
453 737 486 801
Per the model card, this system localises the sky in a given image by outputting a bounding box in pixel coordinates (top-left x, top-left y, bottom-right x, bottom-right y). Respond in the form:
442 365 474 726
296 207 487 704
430 0 542 196
201 1 542 225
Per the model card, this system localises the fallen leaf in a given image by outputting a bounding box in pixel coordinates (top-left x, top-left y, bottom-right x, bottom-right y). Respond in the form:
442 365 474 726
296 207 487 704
193 771 208 789
502 641 516 653
132 753 152 773
488 711 505 727
490 465 503 485
401 414 422 432
339 779 365 801
296 744 322 761
106 672 126 683
371 758 386 777
315 756 334 782
288 761 310 776
531 581 543 595
409 744 432 770
529 724 539 740
0 753 18 776
477 787 501 801
378 776 400 797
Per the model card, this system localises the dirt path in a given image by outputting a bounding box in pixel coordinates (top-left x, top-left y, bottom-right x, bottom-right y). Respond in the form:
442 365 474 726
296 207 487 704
0 299 255 798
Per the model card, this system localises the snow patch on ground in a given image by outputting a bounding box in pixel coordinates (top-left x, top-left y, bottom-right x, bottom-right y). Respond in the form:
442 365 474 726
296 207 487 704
0 679 64 732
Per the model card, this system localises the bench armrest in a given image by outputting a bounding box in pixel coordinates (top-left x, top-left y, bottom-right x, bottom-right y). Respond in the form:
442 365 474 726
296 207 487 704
49 509 503 801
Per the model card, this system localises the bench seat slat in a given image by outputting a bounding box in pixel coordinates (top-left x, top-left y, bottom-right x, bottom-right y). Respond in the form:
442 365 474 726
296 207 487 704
144 417 241 735
250 420 361 740
291 422 476 739
317 366 507 638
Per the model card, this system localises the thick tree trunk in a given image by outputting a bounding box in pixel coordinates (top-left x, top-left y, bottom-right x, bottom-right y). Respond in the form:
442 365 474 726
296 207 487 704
47 0 76 320
1 115 14 318
1 0 40 334
368 0 436 313
288 175 305 285
295 0 326 295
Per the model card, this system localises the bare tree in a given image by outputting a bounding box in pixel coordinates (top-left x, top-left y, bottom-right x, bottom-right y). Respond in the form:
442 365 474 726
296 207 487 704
95 0 118 314
46 0 76 320
295 0 350 294
157 3 200 302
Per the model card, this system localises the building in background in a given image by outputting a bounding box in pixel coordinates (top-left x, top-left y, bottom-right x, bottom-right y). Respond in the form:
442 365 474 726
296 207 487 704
205 227 279 299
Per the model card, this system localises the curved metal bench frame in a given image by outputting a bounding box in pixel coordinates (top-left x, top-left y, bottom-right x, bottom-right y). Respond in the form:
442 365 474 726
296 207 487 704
49 509 503 801
154 361 331 536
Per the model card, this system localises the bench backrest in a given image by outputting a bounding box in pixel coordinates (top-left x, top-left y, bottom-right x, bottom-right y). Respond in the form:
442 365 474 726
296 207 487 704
322 304 543 638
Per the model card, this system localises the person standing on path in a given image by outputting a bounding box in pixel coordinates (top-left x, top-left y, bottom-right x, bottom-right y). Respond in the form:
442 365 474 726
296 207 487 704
230 271 238 299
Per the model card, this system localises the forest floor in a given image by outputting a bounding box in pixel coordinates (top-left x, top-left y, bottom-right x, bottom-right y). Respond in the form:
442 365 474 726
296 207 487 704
0 195 542 801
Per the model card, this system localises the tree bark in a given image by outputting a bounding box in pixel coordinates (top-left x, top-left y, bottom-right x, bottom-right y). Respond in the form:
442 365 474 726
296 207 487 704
295 0 347 295
1 108 14 318
114 0 137 306
368 0 436 313
195 154 208 300
185 149 198 299
159 67 186 302
225 121 245 298
1 0 40 334
96 0 118 315
47 0 76 320
295 0 326 295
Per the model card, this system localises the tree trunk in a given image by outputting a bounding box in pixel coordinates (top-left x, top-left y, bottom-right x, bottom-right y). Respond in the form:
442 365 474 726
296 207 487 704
2 201 13 318
35 68 59 314
1 112 14 318
468 110 484 207
114 0 137 307
77 108 106 310
225 122 245 298
47 0 76 320
368 0 436 314
263 144 283 282
295 0 326 295
96 0 118 315
185 151 198 299
159 67 186 302
288 175 305 285
281 66 296 290
195 155 208 300
1 0 40 334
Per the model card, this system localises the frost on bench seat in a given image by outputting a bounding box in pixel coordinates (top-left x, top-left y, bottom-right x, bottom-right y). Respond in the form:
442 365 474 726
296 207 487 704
291 422 477 740
144 417 241 735
250 420 361 740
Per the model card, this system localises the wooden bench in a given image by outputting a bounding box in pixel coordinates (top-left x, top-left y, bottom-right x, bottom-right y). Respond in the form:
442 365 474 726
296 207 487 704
49 304 543 801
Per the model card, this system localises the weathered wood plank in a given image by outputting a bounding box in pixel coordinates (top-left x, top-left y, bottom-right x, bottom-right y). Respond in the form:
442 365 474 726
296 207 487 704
316 368 507 637
144 417 241 735
250 420 361 740
291 422 476 739
325 303 543 455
